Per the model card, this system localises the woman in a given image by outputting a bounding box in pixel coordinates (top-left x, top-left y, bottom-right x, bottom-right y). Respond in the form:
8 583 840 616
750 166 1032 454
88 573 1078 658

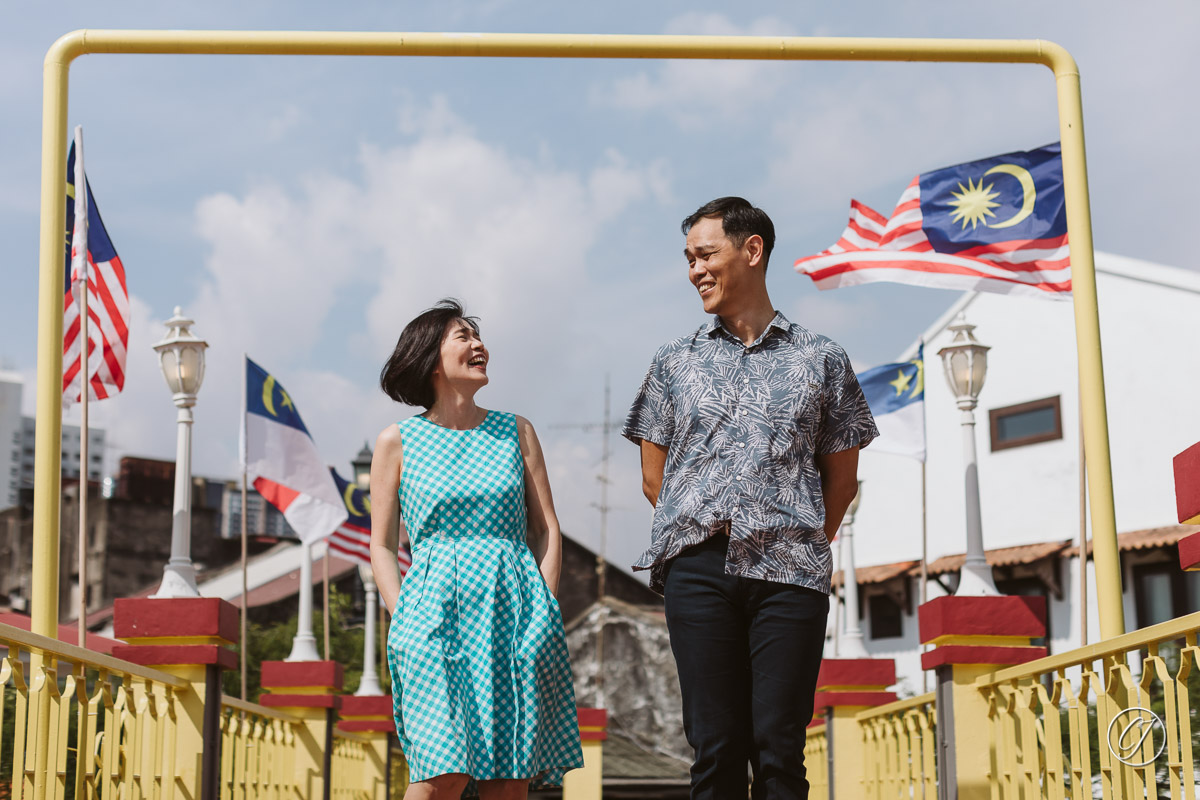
370 299 583 800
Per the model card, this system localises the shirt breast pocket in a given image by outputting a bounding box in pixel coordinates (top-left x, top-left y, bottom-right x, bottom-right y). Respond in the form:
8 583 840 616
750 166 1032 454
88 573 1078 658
768 381 822 452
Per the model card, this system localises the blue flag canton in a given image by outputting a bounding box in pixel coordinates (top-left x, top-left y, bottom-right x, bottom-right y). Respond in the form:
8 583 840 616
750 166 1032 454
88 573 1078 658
919 143 1066 253
64 142 119 288
245 358 312 436
858 355 924 416
331 469 371 526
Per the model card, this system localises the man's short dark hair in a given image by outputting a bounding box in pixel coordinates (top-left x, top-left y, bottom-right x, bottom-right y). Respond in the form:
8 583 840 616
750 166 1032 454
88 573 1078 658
681 197 776 273
379 298 480 409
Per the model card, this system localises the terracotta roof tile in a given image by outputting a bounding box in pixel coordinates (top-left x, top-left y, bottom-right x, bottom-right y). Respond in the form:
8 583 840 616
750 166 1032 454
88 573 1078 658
1063 524 1200 557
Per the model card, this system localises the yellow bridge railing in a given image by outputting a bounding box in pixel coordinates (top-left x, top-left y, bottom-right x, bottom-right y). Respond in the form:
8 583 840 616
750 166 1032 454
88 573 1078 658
330 730 382 800
1 621 188 800
977 610 1200 800
804 722 829 799
218 697 301 800
856 691 938 799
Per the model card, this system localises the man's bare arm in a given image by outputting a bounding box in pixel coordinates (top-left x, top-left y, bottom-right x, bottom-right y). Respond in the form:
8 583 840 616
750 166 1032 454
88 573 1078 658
815 447 860 541
639 440 669 507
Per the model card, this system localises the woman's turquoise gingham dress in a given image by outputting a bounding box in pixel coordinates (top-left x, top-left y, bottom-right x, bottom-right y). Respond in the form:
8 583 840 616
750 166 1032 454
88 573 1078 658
387 410 583 786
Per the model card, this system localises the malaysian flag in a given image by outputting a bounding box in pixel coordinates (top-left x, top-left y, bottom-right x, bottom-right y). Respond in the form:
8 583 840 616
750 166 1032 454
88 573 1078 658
329 468 412 576
64 139 130 405
795 144 1070 300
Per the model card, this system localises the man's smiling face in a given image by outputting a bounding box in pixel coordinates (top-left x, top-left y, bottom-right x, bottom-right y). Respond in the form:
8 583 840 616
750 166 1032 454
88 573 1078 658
685 215 760 317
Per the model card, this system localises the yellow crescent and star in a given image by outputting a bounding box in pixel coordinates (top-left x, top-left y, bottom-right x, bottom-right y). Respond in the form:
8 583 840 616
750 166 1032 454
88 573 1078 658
946 163 1037 231
344 483 371 516
888 358 924 400
261 374 295 417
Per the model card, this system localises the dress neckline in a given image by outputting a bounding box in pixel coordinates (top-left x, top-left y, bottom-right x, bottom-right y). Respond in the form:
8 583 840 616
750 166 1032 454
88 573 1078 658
415 409 492 432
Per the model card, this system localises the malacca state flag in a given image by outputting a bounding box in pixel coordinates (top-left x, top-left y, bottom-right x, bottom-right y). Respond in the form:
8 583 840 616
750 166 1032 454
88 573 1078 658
243 358 346 544
328 468 412 576
795 143 1070 300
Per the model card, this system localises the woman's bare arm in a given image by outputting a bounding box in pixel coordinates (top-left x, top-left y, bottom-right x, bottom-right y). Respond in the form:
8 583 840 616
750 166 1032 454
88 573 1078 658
369 424 405 614
517 415 563 596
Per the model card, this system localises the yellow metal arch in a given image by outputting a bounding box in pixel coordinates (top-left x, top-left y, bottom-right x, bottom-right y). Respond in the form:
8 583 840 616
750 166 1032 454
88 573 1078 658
33 31 1121 643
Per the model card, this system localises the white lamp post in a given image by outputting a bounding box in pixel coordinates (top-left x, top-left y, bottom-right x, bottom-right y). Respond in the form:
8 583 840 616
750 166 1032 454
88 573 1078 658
838 481 869 658
150 307 208 599
355 563 384 695
938 314 1000 597
286 541 322 661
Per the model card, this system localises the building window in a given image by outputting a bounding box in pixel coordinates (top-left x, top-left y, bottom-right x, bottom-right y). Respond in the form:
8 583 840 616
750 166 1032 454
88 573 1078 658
1133 562 1200 628
868 593 903 639
989 396 1063 452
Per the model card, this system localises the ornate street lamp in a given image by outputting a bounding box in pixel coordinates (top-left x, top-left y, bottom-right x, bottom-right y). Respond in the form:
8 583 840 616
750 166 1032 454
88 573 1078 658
938 314 1000 596
150 307 208 598
352 443 373 490
838 481 868 658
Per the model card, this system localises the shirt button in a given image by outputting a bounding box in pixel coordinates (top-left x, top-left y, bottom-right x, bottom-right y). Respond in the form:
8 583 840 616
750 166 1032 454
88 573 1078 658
742 410 748 416
743 378 749 384
739 442 746 448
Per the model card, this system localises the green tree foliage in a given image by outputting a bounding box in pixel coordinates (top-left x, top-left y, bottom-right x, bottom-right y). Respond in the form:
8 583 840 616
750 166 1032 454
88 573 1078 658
221 589 391 702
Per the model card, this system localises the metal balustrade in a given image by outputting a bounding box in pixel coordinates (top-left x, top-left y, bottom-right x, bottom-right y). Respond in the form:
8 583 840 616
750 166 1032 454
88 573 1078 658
218 697 301 800
977 610 1200 800
1 621 187 800
856 692 938 799
804 722 829 799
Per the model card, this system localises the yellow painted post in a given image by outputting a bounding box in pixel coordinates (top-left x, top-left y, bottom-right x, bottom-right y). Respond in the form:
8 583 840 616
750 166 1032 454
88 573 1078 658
110 598 241 800
816 659 898 798
1046 45 1126 639
337 695 394 800
563 708 605 800
259 660 344 800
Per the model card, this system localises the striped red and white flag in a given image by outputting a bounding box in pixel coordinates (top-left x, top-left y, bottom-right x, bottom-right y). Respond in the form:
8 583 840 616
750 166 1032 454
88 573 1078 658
328 468 411 576
64 141 130 405
795 144 1071 301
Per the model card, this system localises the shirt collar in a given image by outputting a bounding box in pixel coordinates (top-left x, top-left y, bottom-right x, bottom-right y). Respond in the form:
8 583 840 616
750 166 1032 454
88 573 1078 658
704 311 793 347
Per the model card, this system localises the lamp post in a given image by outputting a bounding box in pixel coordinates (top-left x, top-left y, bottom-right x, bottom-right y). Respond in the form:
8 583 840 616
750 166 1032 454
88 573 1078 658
355 563 384 695
352 443 372 490
838 481 868 658
150 307 208 599
938 314 1000 597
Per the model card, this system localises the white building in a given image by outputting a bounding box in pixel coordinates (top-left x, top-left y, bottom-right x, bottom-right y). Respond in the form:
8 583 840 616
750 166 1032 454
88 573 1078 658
831 252 1200 695
0 373 106 509
0 372 22 508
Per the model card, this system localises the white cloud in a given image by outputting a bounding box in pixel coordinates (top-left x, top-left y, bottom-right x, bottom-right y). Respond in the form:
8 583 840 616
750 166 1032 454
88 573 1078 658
590 14 797 121
72 96 669 483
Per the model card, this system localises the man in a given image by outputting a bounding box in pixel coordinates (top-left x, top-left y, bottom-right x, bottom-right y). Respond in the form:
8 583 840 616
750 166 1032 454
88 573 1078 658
622 197 877 799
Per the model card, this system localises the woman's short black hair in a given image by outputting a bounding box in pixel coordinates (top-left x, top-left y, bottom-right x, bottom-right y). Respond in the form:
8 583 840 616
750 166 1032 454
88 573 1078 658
379 298 480 408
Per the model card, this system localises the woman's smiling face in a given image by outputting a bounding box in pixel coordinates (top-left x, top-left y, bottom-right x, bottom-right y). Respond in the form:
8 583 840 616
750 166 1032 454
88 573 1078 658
433 318 489 388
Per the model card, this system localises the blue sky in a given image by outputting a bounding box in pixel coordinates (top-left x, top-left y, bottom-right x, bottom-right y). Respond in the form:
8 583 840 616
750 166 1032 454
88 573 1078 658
2 1 1196 578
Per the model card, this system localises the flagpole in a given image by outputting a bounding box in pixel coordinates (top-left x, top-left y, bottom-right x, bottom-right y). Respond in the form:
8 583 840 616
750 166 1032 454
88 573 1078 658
240 354 249 699
918 339 929 693
920 460 929 693
71 125 89 648
1078 402 1088 648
